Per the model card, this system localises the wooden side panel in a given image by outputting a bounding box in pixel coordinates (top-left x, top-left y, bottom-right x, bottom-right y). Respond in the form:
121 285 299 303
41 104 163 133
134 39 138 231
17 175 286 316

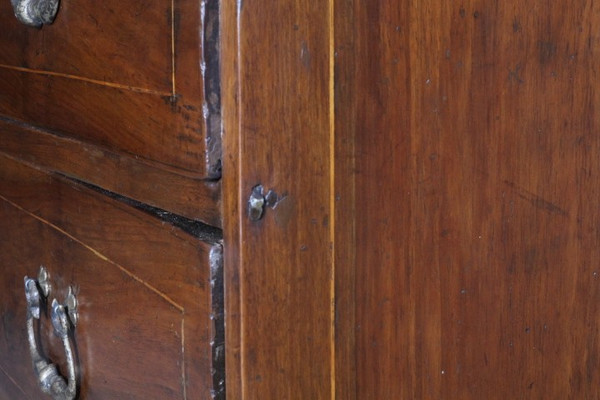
220 0 243 395
0 154 217 398
335 0 600 398
222 0 335 398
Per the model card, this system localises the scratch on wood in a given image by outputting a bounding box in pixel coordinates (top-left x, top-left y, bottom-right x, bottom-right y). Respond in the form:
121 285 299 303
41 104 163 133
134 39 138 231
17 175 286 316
503 180 568 217
0 364 30 398
0 194 185 313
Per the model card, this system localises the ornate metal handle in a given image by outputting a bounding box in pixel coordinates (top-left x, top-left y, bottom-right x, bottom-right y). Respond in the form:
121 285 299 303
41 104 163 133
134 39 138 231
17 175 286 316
11 0 59 27
24 267 77 400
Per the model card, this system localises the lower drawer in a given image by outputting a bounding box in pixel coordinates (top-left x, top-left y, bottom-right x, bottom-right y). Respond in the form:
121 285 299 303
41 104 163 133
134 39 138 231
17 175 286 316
0 154 223 399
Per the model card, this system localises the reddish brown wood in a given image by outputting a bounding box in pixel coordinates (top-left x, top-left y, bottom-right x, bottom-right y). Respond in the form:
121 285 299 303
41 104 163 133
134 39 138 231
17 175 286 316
222 0 335 398
0 1 172 91
0 0 219 177
0 119 221 227
0 69 208 175
0 368 29 400
220 0 243 395
334 0 600 398
0 154 219 398
6 0 600 398
332 1 358 399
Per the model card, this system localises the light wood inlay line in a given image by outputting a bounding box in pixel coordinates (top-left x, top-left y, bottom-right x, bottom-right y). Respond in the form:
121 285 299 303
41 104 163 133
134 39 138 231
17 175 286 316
0 364 30 398
0 64 173 97
0 193 185 312
171 0 176 96
328 0 336 396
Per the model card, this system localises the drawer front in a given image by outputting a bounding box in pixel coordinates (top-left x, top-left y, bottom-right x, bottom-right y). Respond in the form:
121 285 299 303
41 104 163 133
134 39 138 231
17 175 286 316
0 155 223 399
0 0 220 177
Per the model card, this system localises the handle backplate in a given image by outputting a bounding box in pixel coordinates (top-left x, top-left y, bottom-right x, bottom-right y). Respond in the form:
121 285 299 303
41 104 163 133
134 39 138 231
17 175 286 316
11 0 59 27
24 267 78 400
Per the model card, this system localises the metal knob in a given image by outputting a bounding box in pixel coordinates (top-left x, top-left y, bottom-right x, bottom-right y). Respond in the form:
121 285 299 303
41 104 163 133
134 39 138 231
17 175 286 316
10 0 60 27
24 268 78 400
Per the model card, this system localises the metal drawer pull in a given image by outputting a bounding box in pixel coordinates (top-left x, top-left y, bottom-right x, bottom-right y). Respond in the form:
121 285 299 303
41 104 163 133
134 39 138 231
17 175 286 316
24 267 77 400
10 0 59 27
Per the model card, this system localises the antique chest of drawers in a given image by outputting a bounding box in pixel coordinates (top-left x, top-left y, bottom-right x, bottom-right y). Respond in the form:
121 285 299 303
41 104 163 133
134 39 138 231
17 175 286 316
6 0 592 398
0 0 224 398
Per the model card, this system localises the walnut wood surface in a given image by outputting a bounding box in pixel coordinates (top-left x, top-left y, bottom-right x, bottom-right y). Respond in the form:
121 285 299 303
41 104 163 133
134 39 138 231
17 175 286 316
220 0 242 395
4 0 597 397
0 154 219 399
0 119 221 227
220 1 247 400
222 0 335 398
0 1 172 91
334 1 600 398
0 0 218 177
224 0 600 398
332 2 358 398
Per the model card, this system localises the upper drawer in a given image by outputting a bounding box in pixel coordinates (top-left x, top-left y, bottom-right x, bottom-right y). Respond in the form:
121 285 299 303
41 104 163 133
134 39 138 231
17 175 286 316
0 0 220 177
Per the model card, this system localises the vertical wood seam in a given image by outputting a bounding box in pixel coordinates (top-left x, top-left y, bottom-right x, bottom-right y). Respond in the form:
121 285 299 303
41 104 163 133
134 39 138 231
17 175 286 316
236 0 246 397
171 0 176 96
329 0 336 397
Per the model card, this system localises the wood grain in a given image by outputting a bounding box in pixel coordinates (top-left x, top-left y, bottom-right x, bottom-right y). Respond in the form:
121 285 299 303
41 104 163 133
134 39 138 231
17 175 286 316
0 118 221 227
220 0 243 395
332 0 358 398
0 0 220 178
334 0 600 398
0 0 173 91
0 154 220 398
222 0 335 398
0 68 209 176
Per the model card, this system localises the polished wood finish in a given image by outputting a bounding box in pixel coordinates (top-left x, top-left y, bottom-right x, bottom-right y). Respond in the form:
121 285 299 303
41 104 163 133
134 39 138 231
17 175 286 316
223 0 600 398
0 0 219 177
0 1 224 399
0 120 221 227
334 0 600 398
222 0 335 398
220 0 242 395
1 2 172 90
332 2 358 398
4 0 600 397
0 154 219 398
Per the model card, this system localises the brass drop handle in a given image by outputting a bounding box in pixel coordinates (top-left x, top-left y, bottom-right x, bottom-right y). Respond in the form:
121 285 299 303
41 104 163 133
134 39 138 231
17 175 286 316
24 267 77 400
10 0 59 27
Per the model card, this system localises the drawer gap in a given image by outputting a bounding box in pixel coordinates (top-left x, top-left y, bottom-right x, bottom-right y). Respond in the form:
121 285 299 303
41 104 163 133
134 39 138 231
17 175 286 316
58 173 223 242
